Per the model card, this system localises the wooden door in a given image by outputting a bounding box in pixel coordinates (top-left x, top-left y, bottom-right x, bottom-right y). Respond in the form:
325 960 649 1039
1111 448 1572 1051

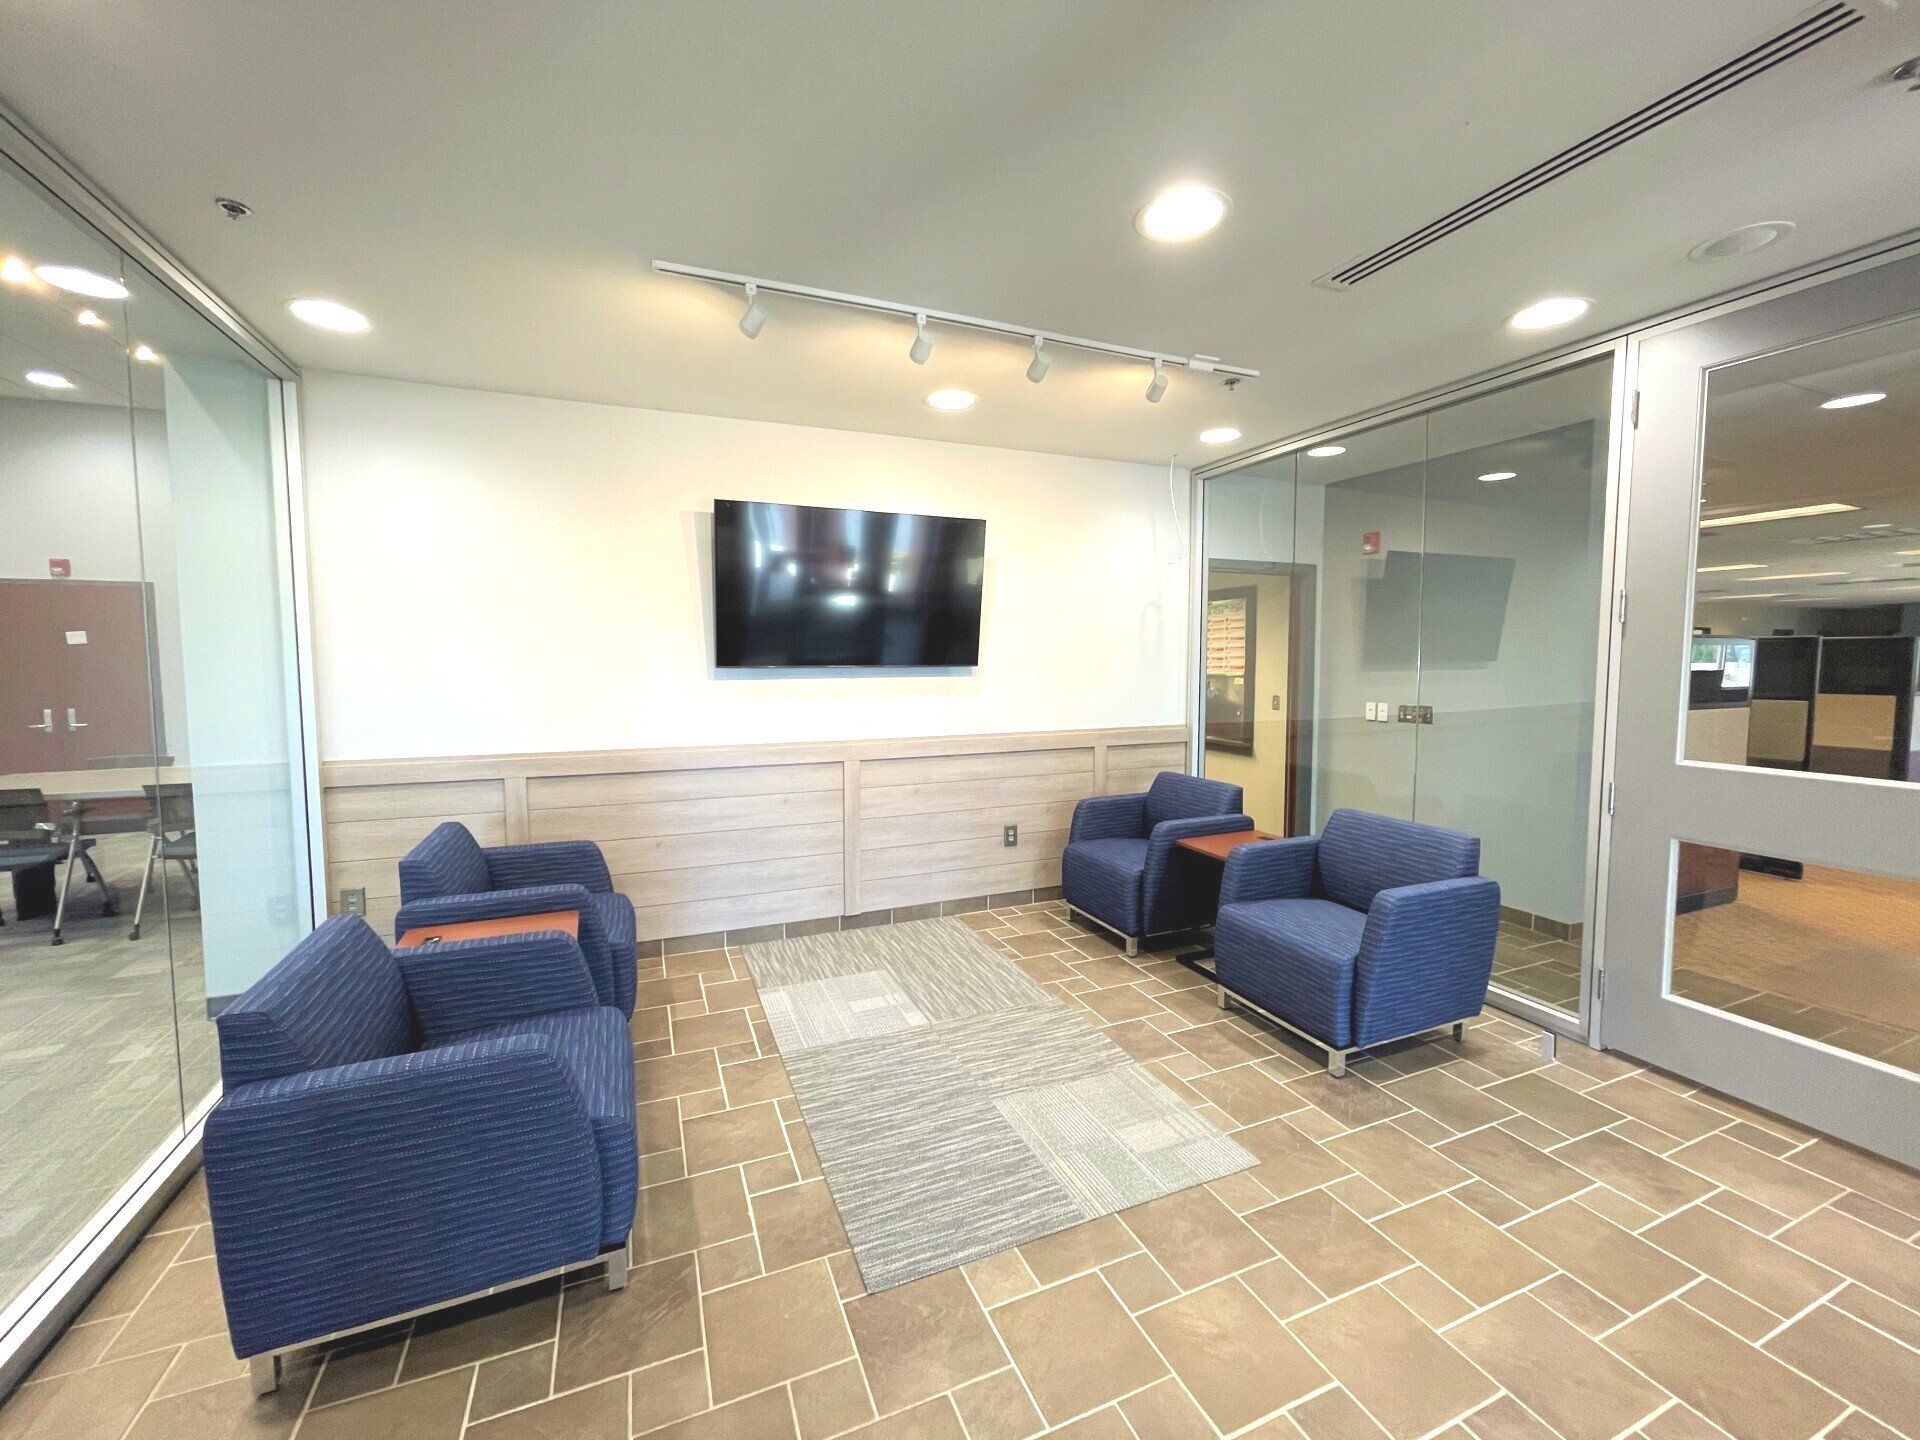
0 581 71 774
0 579 157 775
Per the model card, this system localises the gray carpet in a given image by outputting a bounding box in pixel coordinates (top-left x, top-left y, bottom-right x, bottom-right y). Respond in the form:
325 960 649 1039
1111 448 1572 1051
743 917 1254 1292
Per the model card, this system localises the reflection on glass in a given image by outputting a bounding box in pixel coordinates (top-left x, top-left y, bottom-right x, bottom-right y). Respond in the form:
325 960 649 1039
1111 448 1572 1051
1671 846 1920 1074
1198 359 1614 1015
1686 312 1920 781
1201 456 1304 835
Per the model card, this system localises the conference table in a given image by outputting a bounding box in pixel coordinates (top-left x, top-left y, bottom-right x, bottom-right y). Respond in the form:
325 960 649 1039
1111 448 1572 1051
0 766 192 925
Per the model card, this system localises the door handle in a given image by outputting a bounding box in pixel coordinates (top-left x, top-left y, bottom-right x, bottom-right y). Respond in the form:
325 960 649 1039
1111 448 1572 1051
28 708 54 732
66 708 88 731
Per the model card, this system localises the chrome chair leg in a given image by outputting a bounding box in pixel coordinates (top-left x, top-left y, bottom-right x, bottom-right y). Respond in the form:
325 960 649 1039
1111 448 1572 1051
129 838 160 940
605 1248 628 1292
248 1352 280 1396
51 831 80 945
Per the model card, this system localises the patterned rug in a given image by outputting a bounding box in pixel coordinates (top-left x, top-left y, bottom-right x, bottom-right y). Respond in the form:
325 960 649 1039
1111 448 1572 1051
742 916 1253 1291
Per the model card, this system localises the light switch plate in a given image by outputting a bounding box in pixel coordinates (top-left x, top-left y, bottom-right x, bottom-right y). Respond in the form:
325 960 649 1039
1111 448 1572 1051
1364 702 1378 722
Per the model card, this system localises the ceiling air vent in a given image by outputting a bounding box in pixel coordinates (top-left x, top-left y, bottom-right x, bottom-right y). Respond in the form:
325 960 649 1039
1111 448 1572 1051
1313 2 1864 292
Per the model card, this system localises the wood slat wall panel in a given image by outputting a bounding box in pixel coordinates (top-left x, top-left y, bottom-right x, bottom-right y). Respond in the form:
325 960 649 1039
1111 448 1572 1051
317 725 1182 942
615 853 842 907
633 885 842 944
325 779 506 823
862 829 1069 881
861 748 1094 788
858 800 1076 852
862 857 1062 912
528 763 839 810
597 822 843 876
860 771 1091 819
325 811 506 864
526 790 842 843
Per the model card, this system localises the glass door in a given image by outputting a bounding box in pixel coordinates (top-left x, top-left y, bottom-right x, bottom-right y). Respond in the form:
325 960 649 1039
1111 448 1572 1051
1603 250 1920 1166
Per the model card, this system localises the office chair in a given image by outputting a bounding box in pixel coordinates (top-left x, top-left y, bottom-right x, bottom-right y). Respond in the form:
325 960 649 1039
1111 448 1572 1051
0 788 115 941
129 783 198 941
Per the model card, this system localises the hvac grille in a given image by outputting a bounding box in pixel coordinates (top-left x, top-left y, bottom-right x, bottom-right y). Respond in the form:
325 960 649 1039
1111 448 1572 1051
1313 3 1864 291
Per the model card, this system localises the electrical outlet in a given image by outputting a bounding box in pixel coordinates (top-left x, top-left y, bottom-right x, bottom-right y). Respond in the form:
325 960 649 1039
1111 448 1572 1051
1270 694 1281 711
1003 823 1018 847
341 886 367 916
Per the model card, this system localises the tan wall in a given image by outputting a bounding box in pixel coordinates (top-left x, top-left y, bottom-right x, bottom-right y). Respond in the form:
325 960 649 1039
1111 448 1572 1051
1202 571 1293 831
321 726 1187 944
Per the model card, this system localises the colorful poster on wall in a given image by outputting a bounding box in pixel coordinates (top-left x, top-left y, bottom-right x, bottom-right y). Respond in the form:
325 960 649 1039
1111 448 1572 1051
1205 590 1256 754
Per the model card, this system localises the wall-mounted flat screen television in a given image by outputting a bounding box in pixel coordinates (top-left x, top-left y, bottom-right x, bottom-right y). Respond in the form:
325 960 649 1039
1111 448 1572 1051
713 499 986 668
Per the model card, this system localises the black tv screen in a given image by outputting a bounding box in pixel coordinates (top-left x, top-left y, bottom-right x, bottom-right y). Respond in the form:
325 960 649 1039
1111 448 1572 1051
713 499 986 668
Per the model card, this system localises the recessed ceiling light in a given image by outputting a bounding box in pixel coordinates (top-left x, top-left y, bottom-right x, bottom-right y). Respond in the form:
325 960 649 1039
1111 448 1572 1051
34 264 129 300
1305 444 1346 458
132 344 161 364
1899 549 1920 557
1199 427 1242 446
1699 502 1858 529
926 389 975 411
1700 592 1791 601
1820 391 1885 410
1862 523 1893 530
288 298 371 333
76 308 107 328
1698 563 1767 573
0 255 32 285
1135 184 1229 243
1478 471 1517 483
1688 221 1795 262
1737 571 1844 581
25 369 74 389
1508 296 1592 332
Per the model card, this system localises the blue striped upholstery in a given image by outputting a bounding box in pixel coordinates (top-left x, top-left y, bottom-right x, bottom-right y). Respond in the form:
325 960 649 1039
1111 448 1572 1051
397 822 490 903
1317 808 1479 913
216 916 414 1087
203 914 637 1358
397 931 601 1043
1216 899 1367 1048
1212 809 1500 1058
1061 772 1251 942
395 824 637 1016
1144 770 1244 828
462 1007 636 1247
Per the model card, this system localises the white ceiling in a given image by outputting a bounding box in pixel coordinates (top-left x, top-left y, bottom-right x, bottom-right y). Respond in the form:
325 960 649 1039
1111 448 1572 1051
2 1 1919 467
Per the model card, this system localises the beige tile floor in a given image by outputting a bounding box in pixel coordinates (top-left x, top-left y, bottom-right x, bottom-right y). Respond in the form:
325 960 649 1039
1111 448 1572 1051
4 901 1919 1440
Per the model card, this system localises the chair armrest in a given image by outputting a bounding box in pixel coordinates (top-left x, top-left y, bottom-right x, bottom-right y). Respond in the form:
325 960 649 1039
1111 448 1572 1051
485 841 612 893
395 883 614 1010
203 1036 605 1357
1353 876 1502 1047
1069 793 1147 843
1142 812 1255 926
1219 837 1318 907
397 931 601 1041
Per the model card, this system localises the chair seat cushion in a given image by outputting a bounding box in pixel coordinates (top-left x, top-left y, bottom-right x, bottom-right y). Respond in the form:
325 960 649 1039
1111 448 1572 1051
448 1007 636 1247
1062 837 1149 936
1215 898 1367 1050
587 891 638 1015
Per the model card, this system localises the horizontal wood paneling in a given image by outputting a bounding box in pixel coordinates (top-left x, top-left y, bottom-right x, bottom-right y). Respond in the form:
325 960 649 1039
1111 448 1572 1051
318 725 1184 943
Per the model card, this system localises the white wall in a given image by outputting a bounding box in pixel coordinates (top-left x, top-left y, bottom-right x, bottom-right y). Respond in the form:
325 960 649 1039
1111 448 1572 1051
300 373 1190 761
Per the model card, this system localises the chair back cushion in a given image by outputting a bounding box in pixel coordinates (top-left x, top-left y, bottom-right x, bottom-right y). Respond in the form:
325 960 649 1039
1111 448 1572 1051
1144 772 1244 829
1317 809 1480 913
399 821 491 904
217 915 415 1086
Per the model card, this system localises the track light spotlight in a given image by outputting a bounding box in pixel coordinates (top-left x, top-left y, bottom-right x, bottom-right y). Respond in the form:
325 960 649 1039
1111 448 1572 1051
1026 336 1051 383
738 283 767 339
1145 357 1168 404
909 313 933 365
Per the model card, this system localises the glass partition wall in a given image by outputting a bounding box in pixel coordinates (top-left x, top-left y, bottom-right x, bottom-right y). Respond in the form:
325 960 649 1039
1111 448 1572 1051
0 151 314 1357
1198 355 1617 1032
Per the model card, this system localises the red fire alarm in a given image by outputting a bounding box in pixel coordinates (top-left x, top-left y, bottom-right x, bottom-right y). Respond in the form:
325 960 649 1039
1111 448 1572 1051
49 558 71 578
1360 531 1382 558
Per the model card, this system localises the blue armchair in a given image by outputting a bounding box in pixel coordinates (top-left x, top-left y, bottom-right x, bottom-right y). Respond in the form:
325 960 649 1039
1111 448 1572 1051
203 915 636 1392
1061 772 1252 954
395 821 638 1016
1212 808 1500 1075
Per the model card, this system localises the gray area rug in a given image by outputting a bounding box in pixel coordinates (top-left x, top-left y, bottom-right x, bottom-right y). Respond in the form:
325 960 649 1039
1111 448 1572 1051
742 917 1254 1292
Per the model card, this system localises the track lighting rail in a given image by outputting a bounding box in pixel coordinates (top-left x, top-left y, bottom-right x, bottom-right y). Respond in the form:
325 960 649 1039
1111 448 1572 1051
651 260 1260 380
